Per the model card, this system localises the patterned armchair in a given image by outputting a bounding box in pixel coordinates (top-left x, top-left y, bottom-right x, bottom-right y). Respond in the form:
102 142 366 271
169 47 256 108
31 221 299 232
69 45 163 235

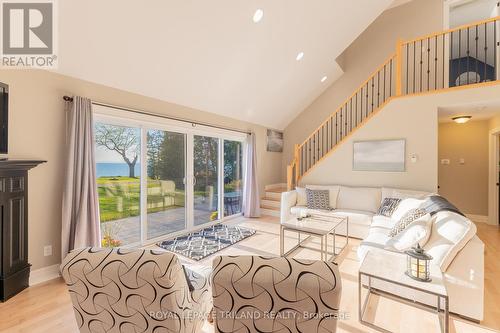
60 247 212 333
212 256 342 333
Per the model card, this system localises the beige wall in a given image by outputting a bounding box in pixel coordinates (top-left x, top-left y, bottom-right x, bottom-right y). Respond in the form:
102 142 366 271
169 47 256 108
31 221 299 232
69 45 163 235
283 0 444 177
438 120 489 216
299 95 439 192
0 69 282 270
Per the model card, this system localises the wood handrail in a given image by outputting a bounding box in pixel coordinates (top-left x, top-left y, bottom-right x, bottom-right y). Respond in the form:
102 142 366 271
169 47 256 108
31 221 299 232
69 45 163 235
403 16 500 45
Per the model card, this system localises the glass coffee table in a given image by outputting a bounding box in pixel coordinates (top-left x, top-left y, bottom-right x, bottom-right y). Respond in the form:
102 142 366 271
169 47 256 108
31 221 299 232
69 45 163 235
280 213 349 261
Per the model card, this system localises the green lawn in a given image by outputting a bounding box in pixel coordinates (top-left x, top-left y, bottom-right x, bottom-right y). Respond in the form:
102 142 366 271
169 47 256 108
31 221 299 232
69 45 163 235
97 176 185 222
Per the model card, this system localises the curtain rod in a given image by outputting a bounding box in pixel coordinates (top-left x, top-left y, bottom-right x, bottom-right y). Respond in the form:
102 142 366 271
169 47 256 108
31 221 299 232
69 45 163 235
63 95 252 135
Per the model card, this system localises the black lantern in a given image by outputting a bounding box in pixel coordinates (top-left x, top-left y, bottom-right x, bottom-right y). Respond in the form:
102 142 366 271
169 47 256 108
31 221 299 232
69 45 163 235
405 244 433 282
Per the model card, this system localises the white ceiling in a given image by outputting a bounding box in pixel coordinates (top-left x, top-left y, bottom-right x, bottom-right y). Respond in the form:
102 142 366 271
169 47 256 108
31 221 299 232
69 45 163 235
450 0 497 28
57 0 395 129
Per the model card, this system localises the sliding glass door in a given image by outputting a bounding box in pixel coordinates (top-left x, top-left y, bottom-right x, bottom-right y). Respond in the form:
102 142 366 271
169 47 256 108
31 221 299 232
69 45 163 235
146 130 186 240
193 135 219 226
223 140 243 217
94 122 142 247
94 107 246 246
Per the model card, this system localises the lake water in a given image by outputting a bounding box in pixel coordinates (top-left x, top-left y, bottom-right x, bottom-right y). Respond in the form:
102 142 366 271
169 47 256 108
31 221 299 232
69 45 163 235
96 163 141 178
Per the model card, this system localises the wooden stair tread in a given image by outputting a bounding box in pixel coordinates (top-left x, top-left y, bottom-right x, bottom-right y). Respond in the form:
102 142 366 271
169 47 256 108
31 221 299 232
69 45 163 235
266 188 287 193
260 205 280 211
261 197 280 202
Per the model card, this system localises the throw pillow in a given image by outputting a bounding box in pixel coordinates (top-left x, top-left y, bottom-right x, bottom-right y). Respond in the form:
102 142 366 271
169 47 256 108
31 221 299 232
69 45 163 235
377 197 402 217
389 208 427 237
386 213 432 251
296 187 307 206
306 188 330 210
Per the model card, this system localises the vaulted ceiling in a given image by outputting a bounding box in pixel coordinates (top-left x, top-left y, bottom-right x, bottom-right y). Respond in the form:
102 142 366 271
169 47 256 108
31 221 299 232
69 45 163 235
58 0 396 129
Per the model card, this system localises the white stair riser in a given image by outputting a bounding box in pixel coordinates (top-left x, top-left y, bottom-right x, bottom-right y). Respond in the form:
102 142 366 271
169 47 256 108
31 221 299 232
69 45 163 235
260 199 280 208
260 208 280 217
265 191 282 200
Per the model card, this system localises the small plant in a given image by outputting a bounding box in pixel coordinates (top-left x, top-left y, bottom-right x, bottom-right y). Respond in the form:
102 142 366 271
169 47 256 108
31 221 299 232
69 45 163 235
210 211 218 221
101 221 122 248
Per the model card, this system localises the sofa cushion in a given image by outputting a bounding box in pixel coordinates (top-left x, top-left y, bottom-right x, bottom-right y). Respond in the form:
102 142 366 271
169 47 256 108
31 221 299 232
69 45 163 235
389 208 428 237
381 187 431 201
332 209 373 226
296 187 307 206
289 207 372 228
377 198 402 217
386 213 432 251
306 188 330 210
306 185 340 209
357 233 391 261
391 198 425 221
369 215 398 236
336 186 381 213
424 211 477 271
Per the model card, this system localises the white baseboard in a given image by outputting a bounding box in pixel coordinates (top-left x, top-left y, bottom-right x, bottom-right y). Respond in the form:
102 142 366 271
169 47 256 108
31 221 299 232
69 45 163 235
466 214 489 224
30 264 61 286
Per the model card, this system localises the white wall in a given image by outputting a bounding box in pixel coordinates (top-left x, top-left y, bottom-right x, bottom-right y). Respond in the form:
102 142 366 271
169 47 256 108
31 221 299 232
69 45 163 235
299 84 500 192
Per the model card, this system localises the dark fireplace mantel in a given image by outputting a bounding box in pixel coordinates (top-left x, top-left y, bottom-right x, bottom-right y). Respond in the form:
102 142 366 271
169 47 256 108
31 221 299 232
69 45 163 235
0 159 45 301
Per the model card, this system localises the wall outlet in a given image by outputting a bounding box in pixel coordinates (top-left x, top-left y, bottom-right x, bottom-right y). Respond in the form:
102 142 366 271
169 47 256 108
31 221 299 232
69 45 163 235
43 245 52 257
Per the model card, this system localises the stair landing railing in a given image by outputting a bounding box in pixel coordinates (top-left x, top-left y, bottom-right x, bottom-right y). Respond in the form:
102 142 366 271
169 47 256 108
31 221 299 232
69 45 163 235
287 16 500 191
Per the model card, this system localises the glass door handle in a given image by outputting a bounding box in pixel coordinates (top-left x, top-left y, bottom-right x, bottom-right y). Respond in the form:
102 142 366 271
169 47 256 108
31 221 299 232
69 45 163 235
193 176 197 186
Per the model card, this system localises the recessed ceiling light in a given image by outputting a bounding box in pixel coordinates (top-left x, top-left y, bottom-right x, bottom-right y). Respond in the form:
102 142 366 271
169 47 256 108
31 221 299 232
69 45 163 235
321 76 327 82
452 115 472 124
253 9 264 23
296 52 304 61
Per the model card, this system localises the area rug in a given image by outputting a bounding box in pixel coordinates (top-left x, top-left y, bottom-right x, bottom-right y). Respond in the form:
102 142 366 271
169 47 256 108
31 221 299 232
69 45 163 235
157 224 256 261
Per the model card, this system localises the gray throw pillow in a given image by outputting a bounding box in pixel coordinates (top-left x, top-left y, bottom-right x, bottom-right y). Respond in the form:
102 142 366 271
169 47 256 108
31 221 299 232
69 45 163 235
306 188 330 210
389 208 427 237
377 197 402 217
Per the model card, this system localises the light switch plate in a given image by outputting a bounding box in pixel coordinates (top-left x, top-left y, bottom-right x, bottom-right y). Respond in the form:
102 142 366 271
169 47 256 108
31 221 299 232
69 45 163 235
441 159 450 165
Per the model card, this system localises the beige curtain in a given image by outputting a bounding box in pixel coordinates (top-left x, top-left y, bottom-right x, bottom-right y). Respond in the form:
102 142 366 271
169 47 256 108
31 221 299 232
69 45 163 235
242 133 261 217
61 96 100 258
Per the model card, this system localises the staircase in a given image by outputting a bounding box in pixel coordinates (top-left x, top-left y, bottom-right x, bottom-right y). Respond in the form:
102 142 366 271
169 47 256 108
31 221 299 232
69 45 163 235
287 16 500 190
260 183 287 217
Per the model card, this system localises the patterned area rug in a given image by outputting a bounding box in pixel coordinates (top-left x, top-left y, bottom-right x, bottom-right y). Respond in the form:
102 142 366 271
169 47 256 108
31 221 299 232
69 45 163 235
157 224 256 261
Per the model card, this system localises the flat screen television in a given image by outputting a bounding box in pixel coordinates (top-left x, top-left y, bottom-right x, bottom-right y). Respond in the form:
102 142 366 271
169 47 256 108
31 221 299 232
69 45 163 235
0 83 8 154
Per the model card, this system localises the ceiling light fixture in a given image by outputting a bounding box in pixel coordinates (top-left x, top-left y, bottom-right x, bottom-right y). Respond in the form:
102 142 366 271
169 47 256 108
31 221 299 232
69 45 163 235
253 9 264 23
452 115 472 124
321 76 327 83
296 52 304 61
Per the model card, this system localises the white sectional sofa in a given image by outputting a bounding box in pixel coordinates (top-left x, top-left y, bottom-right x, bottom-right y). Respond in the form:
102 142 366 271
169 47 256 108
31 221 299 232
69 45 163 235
280 185 484 321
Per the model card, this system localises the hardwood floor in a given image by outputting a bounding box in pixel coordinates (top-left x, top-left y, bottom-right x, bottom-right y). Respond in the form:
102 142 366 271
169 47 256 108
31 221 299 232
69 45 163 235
0 216 499 333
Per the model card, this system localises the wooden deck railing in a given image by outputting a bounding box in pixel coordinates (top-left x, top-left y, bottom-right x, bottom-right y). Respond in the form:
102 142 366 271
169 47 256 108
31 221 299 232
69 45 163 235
287 16 500 191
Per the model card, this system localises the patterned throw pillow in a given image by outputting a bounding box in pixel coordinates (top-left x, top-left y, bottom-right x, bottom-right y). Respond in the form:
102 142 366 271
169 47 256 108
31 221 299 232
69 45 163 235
377 197 402 217
306 188 330 210
389 208 427 237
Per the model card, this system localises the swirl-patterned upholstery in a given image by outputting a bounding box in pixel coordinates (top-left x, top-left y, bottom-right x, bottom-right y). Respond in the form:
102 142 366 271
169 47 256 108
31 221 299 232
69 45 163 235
60 247 212 333
212 256 342 333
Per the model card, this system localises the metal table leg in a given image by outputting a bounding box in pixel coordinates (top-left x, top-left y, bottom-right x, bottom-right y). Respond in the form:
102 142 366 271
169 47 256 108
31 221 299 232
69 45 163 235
280 225 284 256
